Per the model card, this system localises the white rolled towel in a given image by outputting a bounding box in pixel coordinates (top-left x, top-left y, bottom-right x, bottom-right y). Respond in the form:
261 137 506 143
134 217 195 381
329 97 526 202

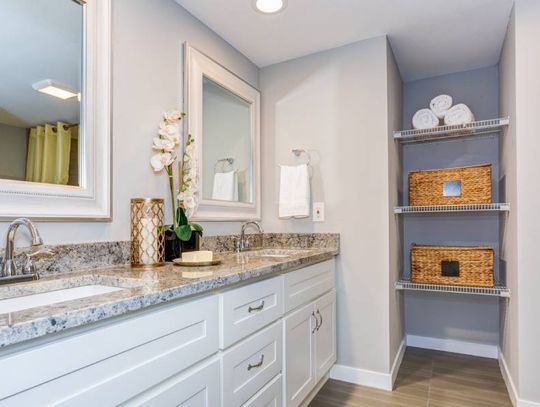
412 108 439 130
444 103 475 125
430 94 453 119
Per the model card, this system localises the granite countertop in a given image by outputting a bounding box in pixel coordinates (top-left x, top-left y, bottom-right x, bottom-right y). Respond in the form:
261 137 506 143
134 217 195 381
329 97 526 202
0 247 338 349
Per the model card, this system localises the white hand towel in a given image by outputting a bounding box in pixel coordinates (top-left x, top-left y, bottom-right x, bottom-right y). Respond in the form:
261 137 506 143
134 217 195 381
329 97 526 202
412 108 439 130
279 164 310 219
444 103 475 125
212 170 238 201
430 94 453 119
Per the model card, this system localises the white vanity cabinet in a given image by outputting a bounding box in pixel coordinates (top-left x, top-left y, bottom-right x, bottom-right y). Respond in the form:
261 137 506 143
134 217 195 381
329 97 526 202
0 295 220 406
0 258 336 407
283 261 336 407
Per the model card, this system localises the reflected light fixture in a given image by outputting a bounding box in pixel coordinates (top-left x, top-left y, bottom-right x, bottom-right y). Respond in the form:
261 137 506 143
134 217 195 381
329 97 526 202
253 0 287 14
32 79 79 100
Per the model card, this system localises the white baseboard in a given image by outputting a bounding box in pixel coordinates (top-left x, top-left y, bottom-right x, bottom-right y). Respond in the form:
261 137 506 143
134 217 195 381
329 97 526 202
499 349 540 407
406 334 499 359
390 339 406 388
330 339 406 391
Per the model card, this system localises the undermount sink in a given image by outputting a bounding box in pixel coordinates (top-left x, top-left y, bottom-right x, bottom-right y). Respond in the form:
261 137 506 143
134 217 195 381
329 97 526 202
0 285 123 314
239 249 307 259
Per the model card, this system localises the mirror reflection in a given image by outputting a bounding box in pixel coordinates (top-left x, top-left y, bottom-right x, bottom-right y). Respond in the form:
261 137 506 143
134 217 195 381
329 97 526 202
202 77 253 203
0 0 83 186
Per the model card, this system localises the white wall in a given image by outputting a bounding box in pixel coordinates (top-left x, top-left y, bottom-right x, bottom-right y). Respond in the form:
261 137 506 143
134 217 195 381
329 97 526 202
260 36 402 375
499 4 519 398
500 1 540 404
386 41 405 367
513 0 540 403
0 0 259 245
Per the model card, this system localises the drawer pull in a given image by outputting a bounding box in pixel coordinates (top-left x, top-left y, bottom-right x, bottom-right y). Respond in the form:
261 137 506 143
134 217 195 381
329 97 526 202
311 311 319 334
316 309 323 331
248 300 265 313
247 354 265 371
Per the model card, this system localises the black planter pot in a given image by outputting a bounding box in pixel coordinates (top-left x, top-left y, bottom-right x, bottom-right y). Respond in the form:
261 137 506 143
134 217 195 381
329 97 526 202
164 229 181 262
182 231 202 253
164 229 202 261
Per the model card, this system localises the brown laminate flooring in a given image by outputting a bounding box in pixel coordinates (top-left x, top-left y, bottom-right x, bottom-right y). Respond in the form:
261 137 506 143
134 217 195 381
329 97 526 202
309 347 512 407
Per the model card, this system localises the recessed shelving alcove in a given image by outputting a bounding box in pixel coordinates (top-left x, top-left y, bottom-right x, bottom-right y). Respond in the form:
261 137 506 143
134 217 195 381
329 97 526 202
395 116 510 296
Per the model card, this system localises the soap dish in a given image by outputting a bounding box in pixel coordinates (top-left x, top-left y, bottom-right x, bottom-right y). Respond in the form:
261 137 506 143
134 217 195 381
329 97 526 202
172 258 222 267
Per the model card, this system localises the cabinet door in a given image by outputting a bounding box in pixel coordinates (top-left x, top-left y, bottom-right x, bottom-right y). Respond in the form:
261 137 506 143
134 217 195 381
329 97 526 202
314 290 336 381
283 301 317 407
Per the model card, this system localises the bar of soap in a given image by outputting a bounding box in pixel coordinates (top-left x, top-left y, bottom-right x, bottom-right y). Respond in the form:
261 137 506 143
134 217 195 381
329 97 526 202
182 251 213 262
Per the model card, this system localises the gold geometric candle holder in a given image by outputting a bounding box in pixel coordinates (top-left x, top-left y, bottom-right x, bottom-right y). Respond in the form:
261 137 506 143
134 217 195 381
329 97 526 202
130 198 165 268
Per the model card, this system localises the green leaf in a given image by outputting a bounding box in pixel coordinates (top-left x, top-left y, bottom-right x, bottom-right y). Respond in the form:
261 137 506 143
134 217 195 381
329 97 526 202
160 224 173 232
177 206 188 226
175 224 192 241
190 223 203 232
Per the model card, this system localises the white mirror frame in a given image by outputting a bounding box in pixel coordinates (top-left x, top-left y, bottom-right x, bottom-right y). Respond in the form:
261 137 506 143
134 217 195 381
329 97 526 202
184 44 261 221
0 0 111 221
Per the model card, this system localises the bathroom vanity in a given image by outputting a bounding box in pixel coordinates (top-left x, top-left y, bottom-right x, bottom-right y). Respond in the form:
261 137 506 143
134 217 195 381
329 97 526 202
0 248 337 407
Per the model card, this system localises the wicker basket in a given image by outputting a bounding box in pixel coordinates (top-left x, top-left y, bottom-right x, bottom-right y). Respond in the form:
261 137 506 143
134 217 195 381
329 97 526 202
408 163 492 206
411 244 494 287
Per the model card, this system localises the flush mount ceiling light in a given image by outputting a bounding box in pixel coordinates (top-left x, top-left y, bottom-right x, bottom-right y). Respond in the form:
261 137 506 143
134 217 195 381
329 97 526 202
32 79 79 100
253 0 287 14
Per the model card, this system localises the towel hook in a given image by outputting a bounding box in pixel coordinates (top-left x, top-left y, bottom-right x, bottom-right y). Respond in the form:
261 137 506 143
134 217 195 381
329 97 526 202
292 149 311 165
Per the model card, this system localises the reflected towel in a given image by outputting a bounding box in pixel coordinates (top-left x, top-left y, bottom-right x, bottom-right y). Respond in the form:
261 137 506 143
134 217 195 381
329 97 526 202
212 170 238 201
412 108 439 130
444 103 475 125
279 164 310 219
430 94 453 119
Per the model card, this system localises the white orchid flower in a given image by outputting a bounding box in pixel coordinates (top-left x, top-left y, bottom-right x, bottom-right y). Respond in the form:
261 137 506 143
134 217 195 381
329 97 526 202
183 195 197 209
158 122 180 144
152 137 175 152
164 110 184 123
150 152 174 172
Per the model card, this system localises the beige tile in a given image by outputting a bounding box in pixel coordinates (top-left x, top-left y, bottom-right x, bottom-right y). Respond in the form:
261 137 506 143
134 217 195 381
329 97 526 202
309 347 511 407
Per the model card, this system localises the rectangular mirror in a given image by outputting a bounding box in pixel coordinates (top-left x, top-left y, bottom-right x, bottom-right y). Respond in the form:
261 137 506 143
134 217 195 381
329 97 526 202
0 0 111 220
185 44 260 221
0 0 82 187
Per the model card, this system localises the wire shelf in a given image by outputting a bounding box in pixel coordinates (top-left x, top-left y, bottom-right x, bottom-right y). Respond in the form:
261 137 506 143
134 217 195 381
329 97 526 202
395 280 510 297
394 203 510 214
394 117 509 143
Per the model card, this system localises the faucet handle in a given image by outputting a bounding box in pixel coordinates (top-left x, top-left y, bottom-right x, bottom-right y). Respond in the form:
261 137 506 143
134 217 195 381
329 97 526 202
21 253 36 275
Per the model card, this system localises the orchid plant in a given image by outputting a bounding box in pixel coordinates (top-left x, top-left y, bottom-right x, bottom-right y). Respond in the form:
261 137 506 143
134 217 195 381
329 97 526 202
151 110 202 241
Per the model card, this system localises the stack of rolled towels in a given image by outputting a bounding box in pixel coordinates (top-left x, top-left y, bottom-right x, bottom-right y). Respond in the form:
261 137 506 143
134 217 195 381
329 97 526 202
412 94 475 130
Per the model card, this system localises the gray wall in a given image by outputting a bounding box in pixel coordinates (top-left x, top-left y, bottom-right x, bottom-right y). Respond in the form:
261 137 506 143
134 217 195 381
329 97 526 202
0 123 27 181
401 66 501 348
260 36 402 375
0 0 259 244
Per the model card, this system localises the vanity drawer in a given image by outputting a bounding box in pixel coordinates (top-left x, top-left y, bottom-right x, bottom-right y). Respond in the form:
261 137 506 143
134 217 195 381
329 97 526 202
283 260 335 312
221 321 282 407
0 295 219 406
220 276 283 348
242 374 282 407
123 357 221 407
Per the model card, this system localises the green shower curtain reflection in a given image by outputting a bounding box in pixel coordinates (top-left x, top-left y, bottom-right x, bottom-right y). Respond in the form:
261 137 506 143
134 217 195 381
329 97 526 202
25 122 74 185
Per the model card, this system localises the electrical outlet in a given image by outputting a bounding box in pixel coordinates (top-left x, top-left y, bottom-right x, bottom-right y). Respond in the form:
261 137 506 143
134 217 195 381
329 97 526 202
313 202 325 222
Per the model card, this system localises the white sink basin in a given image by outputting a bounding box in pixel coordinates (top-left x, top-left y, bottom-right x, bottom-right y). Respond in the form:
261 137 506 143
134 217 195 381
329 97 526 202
0 285 123 314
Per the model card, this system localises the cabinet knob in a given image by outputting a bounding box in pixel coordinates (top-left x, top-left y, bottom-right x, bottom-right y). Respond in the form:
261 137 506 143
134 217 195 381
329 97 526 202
316 309 323 331
247 354 264 371
248 300 265 313
311 311 319 333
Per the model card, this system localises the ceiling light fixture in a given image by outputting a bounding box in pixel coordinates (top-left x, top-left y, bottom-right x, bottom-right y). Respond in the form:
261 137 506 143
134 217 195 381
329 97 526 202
32 79 79 100
253 0 287 14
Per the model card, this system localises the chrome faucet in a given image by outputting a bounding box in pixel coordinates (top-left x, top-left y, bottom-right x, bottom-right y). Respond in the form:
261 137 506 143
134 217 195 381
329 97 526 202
236 221 264 252
0 218 43 282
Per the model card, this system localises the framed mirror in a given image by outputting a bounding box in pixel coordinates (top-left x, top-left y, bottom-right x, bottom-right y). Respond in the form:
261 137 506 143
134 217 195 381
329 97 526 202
184 44 260 221
0 0 111 220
